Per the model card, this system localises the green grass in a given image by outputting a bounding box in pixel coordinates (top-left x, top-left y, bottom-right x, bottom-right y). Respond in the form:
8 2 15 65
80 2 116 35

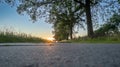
0 29 46 43
64 36 120 43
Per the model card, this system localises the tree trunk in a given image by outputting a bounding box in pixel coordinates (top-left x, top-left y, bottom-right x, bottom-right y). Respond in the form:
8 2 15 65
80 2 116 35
85 0 94 38
70 22 73 39
70 29 73 39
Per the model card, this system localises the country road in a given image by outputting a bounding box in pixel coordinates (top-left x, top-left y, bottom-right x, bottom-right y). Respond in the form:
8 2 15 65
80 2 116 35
0 43 120 67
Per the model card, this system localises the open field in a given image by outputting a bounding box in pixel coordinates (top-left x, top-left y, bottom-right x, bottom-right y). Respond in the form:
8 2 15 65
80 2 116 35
0 29 46 43
0 43 120 67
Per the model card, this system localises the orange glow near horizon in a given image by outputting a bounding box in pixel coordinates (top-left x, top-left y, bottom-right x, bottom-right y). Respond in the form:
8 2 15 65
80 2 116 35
45 37 55 44
47 37 55 41
31 33 54 40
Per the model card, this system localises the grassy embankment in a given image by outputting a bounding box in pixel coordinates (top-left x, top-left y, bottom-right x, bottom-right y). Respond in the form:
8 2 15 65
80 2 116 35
0 29 47 43
62 36 120 43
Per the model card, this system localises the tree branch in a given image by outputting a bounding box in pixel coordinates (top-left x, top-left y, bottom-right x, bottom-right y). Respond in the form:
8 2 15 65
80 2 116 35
30 0 55 7
74 0 85 7
90 0 98 5
74 5 84 13
33 1 53 7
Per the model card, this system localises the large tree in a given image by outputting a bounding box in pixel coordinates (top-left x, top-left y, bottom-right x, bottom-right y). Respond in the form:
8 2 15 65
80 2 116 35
74 0 95 38
73 0 120 38
1 0 120 38
53 21 69 41
48 0 84 39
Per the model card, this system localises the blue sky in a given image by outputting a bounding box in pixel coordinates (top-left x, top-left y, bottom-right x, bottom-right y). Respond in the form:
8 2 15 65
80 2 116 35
0 3 87 39
0 4 54 39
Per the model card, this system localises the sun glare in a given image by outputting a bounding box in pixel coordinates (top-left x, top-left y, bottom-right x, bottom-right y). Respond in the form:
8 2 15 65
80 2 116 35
47 37 55 41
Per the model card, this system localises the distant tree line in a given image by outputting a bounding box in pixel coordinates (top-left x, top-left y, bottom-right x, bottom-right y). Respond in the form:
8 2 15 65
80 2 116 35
95 13 120 37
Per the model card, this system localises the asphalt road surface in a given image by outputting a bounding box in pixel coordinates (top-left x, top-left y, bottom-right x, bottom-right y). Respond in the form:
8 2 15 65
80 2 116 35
0 43 120 67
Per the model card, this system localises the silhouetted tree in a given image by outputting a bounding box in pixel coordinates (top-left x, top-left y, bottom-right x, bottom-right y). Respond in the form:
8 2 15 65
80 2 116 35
48 0 84 39
53 21 69 41
74 0 98 38
74 0 120 38
1 0 120 38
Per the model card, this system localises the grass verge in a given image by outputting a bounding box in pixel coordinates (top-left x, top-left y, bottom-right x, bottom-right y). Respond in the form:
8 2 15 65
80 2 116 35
0 29 47 43
63 36 120 43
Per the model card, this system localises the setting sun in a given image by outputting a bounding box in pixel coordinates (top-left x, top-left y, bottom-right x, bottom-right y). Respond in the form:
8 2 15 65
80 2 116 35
47 37 55 41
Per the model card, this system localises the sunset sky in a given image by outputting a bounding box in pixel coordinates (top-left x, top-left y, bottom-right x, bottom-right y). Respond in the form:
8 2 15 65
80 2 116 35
0 3 87 39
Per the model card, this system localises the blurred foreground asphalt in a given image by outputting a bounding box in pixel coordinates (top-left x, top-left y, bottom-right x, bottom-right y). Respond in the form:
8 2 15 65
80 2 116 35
0 43 120 67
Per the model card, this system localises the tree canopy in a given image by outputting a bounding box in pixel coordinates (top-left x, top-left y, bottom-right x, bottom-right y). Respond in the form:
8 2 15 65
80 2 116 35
48 0 85 39
1 0 120 40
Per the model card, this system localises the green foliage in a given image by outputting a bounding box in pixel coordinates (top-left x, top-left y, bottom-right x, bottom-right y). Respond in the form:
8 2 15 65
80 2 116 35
66 35 120 43
53 21 69 41
118 0 120 3
94 13 120 37
1 0 120 39
49 0 85 40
